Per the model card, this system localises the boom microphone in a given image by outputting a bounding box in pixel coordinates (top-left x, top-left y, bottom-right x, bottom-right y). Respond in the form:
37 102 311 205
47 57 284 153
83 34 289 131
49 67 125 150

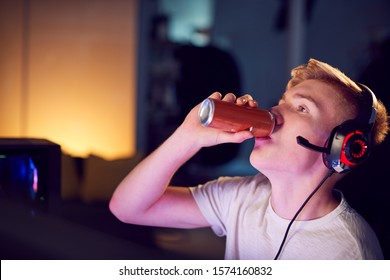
296 136 329 154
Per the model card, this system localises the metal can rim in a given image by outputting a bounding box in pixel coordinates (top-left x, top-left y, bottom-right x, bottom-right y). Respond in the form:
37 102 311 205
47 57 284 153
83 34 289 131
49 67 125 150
198 98 215 127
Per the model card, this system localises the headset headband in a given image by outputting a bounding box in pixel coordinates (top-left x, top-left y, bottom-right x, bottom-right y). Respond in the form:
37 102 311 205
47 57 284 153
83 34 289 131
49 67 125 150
356 83 377 130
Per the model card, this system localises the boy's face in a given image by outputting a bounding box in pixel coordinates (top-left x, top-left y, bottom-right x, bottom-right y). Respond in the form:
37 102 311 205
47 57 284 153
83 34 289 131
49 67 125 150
250 79 350 176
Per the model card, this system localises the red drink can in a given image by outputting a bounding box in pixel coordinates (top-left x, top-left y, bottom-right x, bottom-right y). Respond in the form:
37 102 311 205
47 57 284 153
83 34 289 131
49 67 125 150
198 98 275 137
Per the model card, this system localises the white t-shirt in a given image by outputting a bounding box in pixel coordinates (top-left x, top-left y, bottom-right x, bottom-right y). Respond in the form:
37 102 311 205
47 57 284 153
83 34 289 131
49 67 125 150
190 173 383 260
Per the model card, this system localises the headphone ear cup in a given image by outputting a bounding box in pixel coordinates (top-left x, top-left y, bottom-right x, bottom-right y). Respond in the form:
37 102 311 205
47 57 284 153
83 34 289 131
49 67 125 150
343 131 370 164
323 125 339 170
323 121 370 173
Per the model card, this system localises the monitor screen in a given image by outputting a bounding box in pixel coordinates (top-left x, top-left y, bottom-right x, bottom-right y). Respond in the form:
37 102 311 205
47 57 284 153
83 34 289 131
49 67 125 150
0 138 61 212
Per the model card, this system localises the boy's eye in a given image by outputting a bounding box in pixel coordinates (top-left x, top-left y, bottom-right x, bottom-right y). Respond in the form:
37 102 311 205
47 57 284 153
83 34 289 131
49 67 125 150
297 105 308 113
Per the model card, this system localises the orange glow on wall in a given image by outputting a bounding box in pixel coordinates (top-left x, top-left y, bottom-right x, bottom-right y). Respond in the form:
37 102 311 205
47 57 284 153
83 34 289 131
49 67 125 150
0 0 137 160
0 1 24 136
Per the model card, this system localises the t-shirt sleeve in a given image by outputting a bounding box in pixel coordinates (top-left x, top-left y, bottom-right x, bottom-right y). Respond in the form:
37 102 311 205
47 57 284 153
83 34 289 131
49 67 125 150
190 178 229 236
189 175 265 237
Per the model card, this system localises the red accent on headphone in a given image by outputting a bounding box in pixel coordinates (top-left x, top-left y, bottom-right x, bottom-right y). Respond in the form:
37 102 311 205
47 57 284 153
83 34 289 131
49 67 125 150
341 130 368 168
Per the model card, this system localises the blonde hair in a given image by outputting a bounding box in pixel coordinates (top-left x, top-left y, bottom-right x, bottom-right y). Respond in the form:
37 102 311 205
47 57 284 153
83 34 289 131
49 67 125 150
287 58 389 145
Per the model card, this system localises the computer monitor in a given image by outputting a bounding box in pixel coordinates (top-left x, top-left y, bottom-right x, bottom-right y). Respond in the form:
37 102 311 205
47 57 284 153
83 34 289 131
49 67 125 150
0 138 61 212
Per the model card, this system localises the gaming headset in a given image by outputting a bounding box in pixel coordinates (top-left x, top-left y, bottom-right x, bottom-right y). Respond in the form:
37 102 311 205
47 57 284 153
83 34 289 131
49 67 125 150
297 83 377 173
